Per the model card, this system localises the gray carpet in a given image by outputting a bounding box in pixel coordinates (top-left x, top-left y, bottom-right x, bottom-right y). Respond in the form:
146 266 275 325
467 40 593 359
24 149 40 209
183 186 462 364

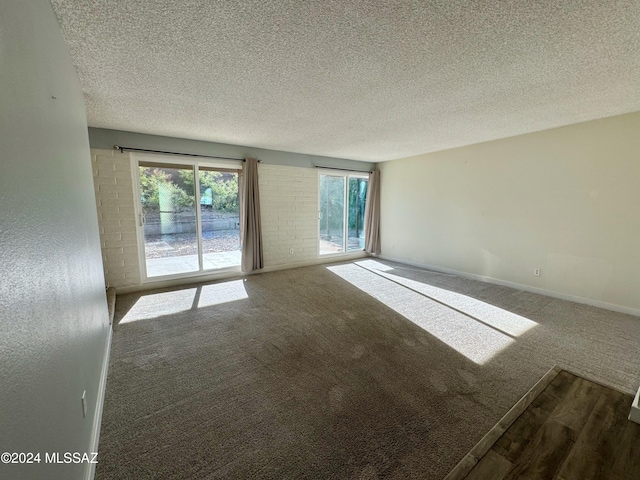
97 259 640 479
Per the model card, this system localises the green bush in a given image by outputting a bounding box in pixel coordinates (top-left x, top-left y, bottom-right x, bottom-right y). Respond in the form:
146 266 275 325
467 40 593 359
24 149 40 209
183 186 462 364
179 170 239 213
139 167 195 211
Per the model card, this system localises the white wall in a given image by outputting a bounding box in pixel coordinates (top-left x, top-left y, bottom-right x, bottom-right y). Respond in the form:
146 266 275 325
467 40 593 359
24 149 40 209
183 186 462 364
260 164 319 266
0 1 110 479
91 149 140 288
379 112 640 314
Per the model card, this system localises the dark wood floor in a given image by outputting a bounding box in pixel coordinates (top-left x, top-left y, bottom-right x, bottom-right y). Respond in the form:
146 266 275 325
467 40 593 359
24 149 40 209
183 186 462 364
462 371 640 480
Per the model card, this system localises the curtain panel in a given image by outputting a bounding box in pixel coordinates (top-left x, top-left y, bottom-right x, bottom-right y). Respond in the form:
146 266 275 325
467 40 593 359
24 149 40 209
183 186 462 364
240 158 264 271
364 170 381 254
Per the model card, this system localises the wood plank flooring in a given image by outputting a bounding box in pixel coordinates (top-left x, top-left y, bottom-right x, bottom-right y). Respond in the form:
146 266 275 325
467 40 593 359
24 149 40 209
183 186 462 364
459 371 640 480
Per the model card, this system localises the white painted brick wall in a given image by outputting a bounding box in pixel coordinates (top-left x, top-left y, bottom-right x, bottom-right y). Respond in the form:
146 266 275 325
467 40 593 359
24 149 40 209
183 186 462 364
259 164 318 267
91 148 141 288
91 152 322 289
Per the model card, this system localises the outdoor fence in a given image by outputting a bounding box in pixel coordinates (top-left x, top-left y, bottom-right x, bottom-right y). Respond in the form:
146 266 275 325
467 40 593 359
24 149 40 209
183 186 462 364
144 216 240 236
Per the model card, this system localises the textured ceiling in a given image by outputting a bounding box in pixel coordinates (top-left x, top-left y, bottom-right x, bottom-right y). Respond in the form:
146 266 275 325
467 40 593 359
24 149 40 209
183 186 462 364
50 1 640 162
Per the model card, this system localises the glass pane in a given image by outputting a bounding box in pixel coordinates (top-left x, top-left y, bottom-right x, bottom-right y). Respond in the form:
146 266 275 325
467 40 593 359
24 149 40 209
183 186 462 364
319 175 345 254
199 169 241 269
348 177 368 251
139 165 198 277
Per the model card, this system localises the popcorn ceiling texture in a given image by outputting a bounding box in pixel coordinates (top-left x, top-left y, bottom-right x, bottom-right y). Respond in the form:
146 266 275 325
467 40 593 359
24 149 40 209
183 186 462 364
51 1 640 161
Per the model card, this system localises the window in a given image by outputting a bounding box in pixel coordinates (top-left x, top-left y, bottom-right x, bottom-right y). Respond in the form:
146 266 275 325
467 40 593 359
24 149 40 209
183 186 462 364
318 172 368 255
134 155 242 280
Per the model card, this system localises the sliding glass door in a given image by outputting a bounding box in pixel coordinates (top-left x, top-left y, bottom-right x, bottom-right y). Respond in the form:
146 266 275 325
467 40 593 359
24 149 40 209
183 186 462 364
319 172 368 255
136 157 241 279
198 167 241 271
347 177 368 251
139 163 200 277
319 175 346 253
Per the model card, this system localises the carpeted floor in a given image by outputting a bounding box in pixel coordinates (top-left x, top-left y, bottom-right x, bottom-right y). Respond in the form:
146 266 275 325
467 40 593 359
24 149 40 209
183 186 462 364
97 259 640 479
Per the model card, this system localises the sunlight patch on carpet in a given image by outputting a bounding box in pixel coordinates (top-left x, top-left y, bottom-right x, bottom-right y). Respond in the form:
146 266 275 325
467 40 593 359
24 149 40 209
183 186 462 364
356 263 537 337
197 280 248 308
120 280 248 323
354 259 395 272
328 263 523 365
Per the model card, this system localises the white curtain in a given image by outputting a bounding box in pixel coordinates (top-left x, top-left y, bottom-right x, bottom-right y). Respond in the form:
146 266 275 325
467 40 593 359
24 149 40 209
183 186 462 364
240 158 264 271
364 170 381 254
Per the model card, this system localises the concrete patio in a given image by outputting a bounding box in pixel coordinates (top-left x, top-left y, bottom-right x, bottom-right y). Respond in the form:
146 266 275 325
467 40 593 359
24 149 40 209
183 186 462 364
146 250 241 277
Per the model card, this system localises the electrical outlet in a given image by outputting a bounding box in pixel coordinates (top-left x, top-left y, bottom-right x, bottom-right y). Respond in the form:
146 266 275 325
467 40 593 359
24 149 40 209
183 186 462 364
81 391 87 418
534 268 540 276
289 248 294 255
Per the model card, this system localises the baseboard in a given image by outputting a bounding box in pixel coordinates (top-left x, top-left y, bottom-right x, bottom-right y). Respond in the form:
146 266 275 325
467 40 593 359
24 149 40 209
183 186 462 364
85 326 113 480
378 255 640 318
630 387 640 424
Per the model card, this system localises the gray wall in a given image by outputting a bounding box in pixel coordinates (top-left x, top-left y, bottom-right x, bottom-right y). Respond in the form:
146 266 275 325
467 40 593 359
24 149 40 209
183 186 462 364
0 1 110 479
89 127 376 172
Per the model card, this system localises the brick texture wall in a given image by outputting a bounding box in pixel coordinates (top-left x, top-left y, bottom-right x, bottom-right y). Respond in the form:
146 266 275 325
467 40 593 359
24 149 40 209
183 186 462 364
91 151 330 289
91 148 140 288
259 164 319 267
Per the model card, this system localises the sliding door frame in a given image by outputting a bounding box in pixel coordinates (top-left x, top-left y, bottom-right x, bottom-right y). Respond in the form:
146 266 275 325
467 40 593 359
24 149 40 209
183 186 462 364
131 152 243 283
317 169 369 258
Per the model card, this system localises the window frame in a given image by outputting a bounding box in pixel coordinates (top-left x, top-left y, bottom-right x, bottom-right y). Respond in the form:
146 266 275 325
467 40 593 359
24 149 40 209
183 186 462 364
131 152 243 283
317 169 369 258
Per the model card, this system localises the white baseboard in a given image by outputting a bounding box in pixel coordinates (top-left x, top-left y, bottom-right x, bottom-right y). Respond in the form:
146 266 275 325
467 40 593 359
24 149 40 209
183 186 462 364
377 255 640 318
630 387 640 424
86 326 113 480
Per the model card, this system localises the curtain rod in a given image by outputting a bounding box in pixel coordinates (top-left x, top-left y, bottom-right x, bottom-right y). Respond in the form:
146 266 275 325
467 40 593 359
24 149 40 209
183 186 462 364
113 145 251 162
315 165 372 174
